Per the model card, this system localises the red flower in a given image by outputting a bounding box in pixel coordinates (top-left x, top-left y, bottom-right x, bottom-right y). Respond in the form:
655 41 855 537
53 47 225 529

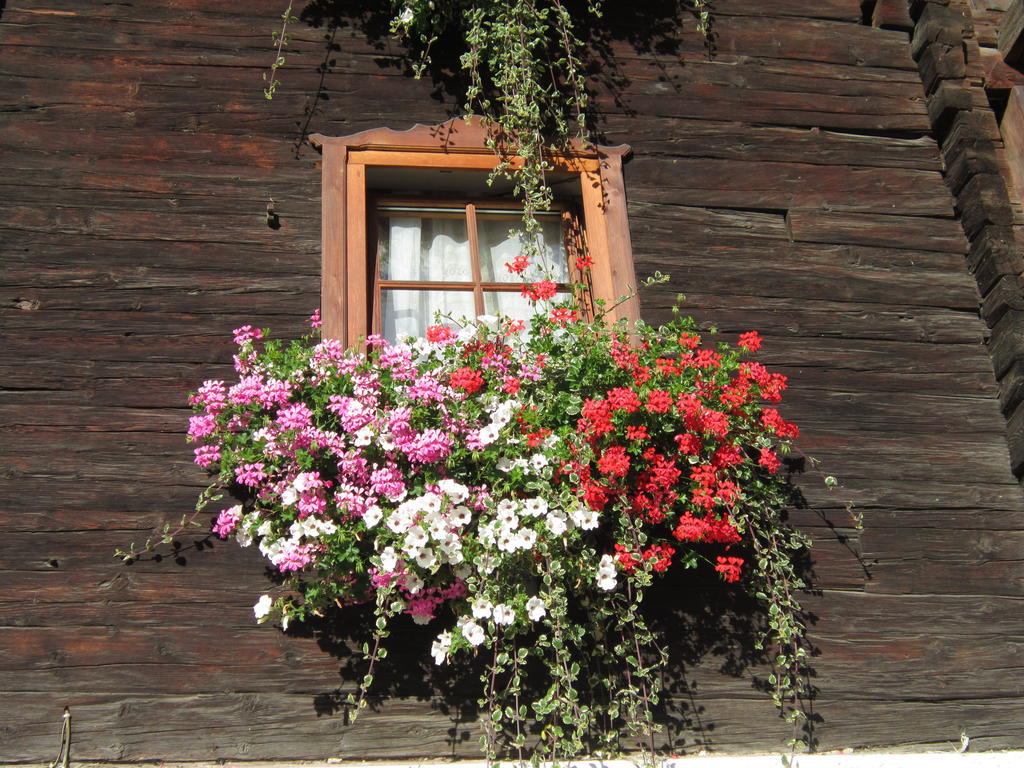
761 407 799 438
426 325 456 343
505 254 530 275
645 389 673 413
679 332 700 350
521 280 558 302
738 331 762 351
625 425 648 442
449 366 485 394
758 447 781 474
502 376 521 394
550 307 578 326
606 386 641 413
597 445 631 477
714 556 745 583
575 252 594 270
674 432 702 455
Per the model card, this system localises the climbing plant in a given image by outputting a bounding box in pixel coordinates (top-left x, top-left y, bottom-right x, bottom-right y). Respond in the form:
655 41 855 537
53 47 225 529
263 1 711 235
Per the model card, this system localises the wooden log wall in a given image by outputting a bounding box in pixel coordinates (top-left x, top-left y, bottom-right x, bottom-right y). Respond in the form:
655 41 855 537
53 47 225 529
1 0 1023 760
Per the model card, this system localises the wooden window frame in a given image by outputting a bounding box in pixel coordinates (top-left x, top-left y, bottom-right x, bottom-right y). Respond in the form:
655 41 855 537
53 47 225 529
310 117 639 346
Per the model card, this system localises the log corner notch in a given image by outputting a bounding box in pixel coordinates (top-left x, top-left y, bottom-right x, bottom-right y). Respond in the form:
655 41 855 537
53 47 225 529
910 0 1024 477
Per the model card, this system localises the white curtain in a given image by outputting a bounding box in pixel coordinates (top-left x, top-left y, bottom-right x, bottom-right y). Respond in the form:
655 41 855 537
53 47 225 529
382 217 474 341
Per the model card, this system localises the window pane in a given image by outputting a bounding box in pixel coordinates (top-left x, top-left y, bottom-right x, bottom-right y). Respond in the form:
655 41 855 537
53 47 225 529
378 215 471 281
483 291 572 325
381 289 476 342
477 216 569 283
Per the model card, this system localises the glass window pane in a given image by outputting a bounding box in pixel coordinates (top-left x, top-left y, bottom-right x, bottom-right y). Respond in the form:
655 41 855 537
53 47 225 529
477 216 569 283
378 214 471 282
381 289 476 342
483 291 572 325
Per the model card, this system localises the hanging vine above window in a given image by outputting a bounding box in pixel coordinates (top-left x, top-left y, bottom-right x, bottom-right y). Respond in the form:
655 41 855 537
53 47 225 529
263 1 712 237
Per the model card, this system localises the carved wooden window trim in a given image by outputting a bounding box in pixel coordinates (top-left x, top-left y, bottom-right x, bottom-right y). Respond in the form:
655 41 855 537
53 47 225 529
310 117 639 346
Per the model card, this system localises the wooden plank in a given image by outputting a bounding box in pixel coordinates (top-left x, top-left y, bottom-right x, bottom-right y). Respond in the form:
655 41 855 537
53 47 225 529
998 0 1024 63
786 209 967 252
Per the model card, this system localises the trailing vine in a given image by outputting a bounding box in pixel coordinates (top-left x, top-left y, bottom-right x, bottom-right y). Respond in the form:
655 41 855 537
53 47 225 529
265 1 712 236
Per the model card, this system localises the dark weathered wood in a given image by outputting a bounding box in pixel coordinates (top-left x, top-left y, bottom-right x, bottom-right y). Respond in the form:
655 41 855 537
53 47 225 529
998 0 1024 63
3 0 1024 759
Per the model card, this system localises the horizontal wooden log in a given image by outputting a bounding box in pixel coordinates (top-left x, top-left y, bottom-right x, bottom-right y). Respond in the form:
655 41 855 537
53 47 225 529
785 209 967 252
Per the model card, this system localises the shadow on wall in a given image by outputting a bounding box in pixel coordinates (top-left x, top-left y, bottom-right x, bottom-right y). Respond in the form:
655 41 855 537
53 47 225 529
291 0 715 152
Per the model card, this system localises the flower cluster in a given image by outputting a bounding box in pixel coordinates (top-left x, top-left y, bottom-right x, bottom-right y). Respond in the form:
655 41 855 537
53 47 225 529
185 298 808 758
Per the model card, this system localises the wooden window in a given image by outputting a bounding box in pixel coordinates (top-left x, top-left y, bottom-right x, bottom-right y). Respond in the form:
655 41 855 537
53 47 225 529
310 117 638 346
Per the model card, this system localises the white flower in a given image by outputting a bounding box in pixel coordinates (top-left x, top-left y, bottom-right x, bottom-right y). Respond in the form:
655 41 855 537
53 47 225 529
257 519 273 537
398 6 415 25
530 453 549 472
387 508 414 533
496 457 514 473
405 526 428 550
570 505 599 530
526 596 546 621
421 492 442 514
253 594 273 622
353 426 373 446
404 571 424 594
450 505 472 527
497 527 518 552
431 631 452 665
492 604 515 625
438 478 469 502
454 564 472 579
476 553 498 574
378 432 396 451
379 546 399 572
281 486 299 506
596 554 617 591
471 598 493 619
522 497 548 517
462 620 486 646
293 472 317 492
362 505 382 528
477 424 499 446
516 528 537 550
429 518 449 541
415 547 437 569
545 511 568 536
235 527 253 547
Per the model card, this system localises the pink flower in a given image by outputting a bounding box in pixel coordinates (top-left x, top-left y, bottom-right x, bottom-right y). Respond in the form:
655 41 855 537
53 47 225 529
193 444 221 468
309 308 322 329
212 505 243 538
235 462 268 487
276 402 313 431
233 325 264 345
188 413 217 439
275 542 314 573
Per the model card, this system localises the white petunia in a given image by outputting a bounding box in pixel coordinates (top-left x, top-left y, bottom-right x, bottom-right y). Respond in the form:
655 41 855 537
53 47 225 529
450 505 472 527
496 457 515 473
353 426 373 446
497 528 518 552
415 547 437 569
526 596 546 621
596 554 618 591
281 486 299 507
253 594 273 622
522 497 548 517
530 453 549 472
462 620 486 646
516 528 537 550
379 546 399 572
404 572 424 595
492 604 515 625
431 631 452 665
477 425 499 446
471 597 493 619
476 553 498 574
570 505 599 530
362 505 382 528
545 510 568 536
421 492 442 514
378 432 396 451
437 478 469 502
496 498 518 517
